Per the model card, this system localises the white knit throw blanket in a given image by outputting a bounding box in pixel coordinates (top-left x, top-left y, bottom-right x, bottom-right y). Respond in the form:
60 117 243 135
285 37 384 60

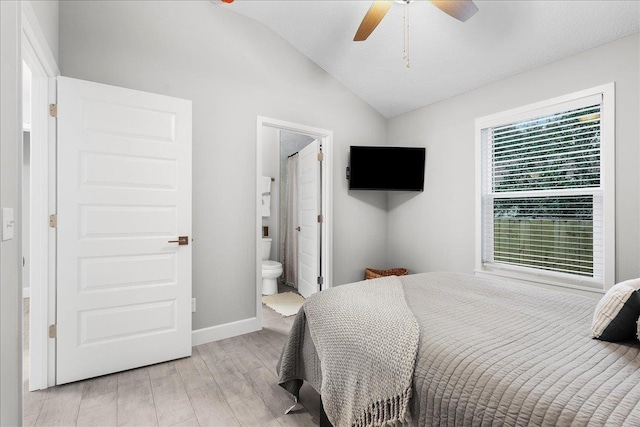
303 276 419 427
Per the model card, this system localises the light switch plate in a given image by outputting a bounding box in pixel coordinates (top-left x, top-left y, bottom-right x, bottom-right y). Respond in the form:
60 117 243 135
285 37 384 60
2 208 15 241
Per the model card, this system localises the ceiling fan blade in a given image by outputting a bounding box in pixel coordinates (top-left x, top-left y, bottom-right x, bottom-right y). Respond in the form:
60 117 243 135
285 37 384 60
354 1 393 42
430 0 478 22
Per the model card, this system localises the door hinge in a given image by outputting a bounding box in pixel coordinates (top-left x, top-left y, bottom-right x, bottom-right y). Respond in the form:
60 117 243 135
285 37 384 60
49 214 57 228
317 276 323 285
48 324 57 339
49 104 57 118
317 214 323 223
317 152 323 162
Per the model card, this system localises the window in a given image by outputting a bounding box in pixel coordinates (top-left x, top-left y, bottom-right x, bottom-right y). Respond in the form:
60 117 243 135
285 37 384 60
476 84 615 291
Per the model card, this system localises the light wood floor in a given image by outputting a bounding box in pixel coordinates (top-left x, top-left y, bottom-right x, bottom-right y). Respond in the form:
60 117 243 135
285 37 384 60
23 289 320 427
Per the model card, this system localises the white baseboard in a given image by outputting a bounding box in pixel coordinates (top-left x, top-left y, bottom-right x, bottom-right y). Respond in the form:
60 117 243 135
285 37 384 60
23 287 30 299
191 317 261 347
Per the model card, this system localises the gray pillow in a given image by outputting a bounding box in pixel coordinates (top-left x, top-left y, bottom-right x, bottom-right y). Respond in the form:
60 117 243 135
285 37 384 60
591 278 640 342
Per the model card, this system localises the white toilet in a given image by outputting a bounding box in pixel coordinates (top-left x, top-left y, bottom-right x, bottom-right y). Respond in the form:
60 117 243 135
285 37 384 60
261 237 282 295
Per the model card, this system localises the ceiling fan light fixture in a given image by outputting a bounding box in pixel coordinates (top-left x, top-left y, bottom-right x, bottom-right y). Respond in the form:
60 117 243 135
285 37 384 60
354 0 477 68
354 0 478 42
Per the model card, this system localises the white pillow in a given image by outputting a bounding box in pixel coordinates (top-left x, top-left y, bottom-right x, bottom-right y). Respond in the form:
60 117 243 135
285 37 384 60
591 278 640 342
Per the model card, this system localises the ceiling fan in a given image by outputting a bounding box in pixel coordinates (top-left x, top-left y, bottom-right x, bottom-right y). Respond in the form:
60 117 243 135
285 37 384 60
354 0 479 42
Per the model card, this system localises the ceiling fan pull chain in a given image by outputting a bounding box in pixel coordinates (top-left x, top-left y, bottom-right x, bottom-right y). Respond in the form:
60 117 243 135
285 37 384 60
404 1 410 68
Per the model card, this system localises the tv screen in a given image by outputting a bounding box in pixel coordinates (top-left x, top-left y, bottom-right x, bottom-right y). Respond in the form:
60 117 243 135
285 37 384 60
348 146 425 191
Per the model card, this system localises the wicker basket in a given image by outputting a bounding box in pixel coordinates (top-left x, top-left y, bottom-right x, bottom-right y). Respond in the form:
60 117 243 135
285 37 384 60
364 267 408 280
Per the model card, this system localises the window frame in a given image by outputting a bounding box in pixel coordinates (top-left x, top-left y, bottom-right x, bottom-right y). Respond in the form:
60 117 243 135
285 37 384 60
475 83 615 292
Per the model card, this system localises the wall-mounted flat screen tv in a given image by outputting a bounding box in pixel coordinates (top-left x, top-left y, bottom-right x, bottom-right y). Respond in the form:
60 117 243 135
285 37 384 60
348 146 425 191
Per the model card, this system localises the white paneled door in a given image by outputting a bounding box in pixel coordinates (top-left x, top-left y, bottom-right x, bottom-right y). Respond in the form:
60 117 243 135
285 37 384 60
297 140 320 298
56 77 192 384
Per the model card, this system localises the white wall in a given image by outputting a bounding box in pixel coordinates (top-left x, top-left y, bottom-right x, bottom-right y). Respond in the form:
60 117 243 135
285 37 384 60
59 1 389 330
29 0 59 65
0 1 23 424
387 34 640 284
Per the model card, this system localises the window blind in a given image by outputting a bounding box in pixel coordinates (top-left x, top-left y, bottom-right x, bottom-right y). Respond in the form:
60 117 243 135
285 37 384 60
481 97 604 284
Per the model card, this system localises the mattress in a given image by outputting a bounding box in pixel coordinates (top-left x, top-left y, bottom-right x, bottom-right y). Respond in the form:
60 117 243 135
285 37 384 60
278 272 640 426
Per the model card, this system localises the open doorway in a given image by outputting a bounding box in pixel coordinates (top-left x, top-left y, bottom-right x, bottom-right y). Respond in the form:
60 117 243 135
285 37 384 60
256 117 333 325
21 56 51 393
263 130 314 295
22 61 32 302
21 5 59 393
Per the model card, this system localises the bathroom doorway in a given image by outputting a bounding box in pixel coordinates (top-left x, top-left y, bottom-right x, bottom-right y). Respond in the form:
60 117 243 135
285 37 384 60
266 130 314 294
256 117 333 323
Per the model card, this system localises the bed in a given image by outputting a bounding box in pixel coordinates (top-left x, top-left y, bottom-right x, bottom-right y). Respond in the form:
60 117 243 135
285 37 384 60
277 272 640 426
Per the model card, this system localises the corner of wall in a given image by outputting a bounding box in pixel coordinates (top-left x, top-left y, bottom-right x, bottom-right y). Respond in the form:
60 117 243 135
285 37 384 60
0 1 24 424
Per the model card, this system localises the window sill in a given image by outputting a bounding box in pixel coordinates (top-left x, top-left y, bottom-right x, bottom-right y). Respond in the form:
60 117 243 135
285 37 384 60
474 267 605 298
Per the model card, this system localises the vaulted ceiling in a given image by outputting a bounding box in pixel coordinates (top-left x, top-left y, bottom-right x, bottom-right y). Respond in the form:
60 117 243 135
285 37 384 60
224 0 639 118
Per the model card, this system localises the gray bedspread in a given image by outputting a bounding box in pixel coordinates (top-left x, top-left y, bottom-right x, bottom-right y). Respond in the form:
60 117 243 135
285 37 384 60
278 272 640 426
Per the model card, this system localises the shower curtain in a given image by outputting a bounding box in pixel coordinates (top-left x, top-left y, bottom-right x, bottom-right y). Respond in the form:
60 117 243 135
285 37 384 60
280 154 298 288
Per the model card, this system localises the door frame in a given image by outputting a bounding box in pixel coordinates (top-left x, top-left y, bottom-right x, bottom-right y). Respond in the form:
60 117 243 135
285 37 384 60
21 1 59 390
256 117 333 325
